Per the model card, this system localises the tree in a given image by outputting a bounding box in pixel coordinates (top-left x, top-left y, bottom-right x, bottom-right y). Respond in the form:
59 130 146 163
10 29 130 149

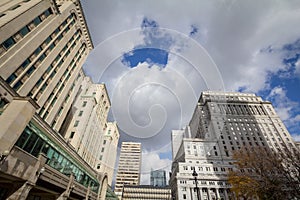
228 146 300 200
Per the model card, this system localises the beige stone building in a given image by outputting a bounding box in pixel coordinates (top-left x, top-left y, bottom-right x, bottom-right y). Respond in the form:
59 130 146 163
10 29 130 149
0 0 108 199
97 122 120 186
115 142 141 198
63 75 119 186
170 91 298 200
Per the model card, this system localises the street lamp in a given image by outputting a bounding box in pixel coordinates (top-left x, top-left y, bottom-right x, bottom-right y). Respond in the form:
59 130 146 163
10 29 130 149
192 167 200 200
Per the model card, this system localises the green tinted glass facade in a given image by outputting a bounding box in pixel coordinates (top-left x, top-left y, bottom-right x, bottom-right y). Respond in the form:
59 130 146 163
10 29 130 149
15 122 99 192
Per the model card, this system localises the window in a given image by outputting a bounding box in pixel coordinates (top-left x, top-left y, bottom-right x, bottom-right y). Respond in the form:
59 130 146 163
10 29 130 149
44 9 51 17
78 111 83 116
183 194 186 199
70 131 75 139
101 148 104 152
74 120 79 127
6 74 17 84
10 5 21 10
82 101 87 107
34 47 42 56
103 140 106 145
19 26 29 37
33 17 41 26
3 37 15 49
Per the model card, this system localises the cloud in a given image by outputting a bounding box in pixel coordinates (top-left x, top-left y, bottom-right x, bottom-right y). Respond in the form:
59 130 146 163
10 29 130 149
81 0 300 184
267 86 297 120
266 86 300 138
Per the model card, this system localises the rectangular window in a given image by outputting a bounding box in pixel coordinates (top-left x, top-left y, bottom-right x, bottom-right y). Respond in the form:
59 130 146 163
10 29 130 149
6 74 17 84
44 9 52 17
13 81 22 90
70 131 75 139
82 101 87 107
74 120 79 127
78 111 83 116
19 26 30 37
33 17 42 26
10 4 21 10
34 47 42 56
101 148 104 152
103 140 106 145
26 66 35 75
3 37 15 49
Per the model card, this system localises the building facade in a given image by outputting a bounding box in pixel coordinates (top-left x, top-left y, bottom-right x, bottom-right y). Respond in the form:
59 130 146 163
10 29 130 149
62 75 119 186
122 185 172 200
115 142 141 198
98 122 120 186
170 91 297 200
151 169 167 187
0 0 108 199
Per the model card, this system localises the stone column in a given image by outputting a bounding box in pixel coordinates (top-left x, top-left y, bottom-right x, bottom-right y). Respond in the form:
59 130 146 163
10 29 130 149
0 97 38 154
224 189 229 200
85 185 91 200
216 188 220 200
57 174 75 200
199 187 203 200
7 153 47 200
207 188 211 200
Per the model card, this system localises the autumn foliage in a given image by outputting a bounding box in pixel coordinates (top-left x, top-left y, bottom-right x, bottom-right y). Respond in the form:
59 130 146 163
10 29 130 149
228 146 300 200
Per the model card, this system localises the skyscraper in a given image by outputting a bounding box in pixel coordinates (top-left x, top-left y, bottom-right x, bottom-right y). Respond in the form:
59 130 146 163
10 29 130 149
0 1 108 199
151 169 167 187
62 75 119 186
170 91 297 200
115 142 141 198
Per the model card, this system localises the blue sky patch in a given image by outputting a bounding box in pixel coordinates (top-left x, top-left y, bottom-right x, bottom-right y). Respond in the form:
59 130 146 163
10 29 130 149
122 48 168 68
122 17 172 68
257 38 300 136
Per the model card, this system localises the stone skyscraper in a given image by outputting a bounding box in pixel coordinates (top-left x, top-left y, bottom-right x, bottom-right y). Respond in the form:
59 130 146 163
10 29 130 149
0 1 108 199
114 142 141 198
170 91 297 200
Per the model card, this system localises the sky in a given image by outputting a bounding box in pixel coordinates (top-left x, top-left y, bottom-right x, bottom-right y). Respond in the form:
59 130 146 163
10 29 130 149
81 0 300 185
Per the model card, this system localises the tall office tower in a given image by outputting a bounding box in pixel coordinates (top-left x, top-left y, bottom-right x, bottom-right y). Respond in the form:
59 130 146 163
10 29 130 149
151 169 167 187
115 142 142 198
0 1 108 199
64 76 111 167
0 0 93 132
97 122 120 186
170 91 297 200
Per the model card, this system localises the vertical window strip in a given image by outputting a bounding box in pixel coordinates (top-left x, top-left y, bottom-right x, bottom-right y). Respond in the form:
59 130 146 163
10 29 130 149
40 43 85 119
6 15 76 91
1 8 53 53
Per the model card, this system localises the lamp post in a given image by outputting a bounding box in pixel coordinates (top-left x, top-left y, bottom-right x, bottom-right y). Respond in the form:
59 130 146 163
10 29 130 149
192 168 200 200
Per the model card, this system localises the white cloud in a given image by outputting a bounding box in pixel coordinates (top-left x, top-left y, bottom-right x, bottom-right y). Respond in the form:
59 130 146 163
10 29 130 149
292 133 300 142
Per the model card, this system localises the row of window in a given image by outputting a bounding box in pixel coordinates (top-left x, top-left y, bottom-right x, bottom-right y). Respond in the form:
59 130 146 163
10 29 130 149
0 8 52 57
51 82 78 129
182 166 228 172
40 43 86 120
15 123 99 192
7 14 76 92
211 104 267 116
35 32 80 119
